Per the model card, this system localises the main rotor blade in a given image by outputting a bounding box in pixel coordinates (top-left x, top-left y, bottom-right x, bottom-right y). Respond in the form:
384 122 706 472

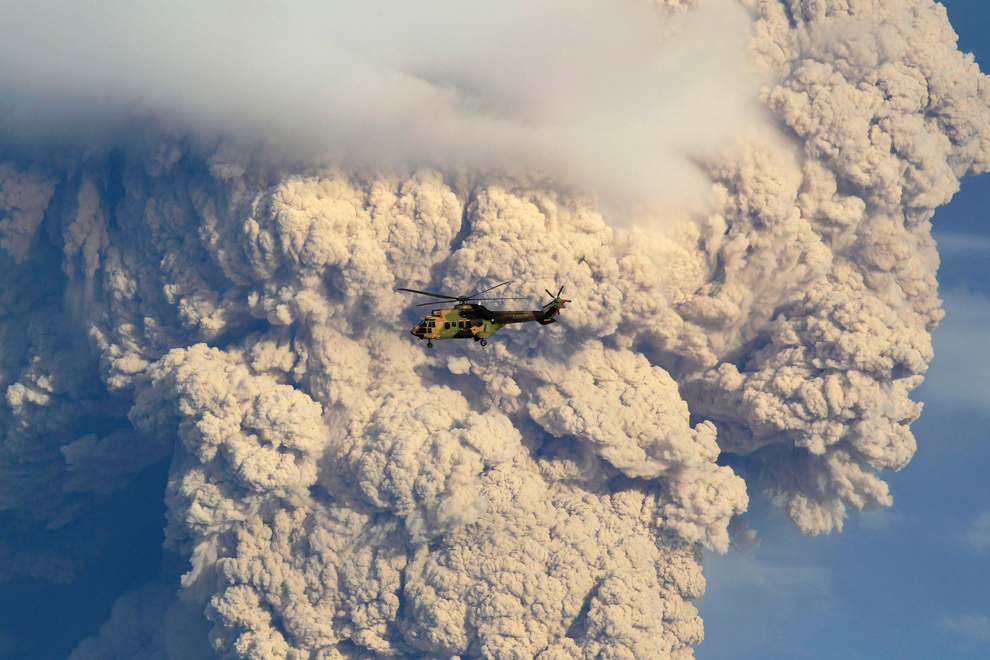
467 281 511 299
396 287 458 300
471 297 528 301
413 297 528 307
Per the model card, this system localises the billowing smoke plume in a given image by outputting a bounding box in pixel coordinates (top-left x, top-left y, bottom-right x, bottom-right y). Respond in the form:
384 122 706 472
1 0 987 658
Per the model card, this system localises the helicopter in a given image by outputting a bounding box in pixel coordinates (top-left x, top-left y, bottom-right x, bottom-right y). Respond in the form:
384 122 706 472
396 281 570 347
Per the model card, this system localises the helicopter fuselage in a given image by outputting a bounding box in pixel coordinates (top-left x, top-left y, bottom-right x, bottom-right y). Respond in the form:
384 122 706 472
410 303 560 344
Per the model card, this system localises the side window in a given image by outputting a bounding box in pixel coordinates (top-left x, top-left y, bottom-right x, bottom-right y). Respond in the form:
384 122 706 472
444 322 450 329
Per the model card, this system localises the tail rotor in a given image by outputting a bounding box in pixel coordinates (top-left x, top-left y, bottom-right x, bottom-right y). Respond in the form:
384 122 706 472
538 285 570 324
542 285 570 310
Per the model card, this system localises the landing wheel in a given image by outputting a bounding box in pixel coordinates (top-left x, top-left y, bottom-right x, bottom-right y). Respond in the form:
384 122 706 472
427 341 433 348
480 339 487 346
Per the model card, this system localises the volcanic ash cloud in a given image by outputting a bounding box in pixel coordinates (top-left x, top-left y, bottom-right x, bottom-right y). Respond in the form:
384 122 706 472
0 0 988 659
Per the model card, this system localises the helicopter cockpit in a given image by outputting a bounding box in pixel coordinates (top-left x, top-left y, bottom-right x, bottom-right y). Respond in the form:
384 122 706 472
411 314 442 338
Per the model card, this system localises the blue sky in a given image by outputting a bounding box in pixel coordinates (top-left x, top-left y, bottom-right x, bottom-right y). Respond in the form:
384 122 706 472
0 461 172 659
697 2 990 657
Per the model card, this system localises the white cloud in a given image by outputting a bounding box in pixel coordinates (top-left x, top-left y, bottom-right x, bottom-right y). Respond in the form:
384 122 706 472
944 613 990 641
0 0 771 212
966 511 990 550
855 508 904 533
697 548 836 657
700 549 832 602
917 288 990 412
934 232 990 255
0 629 24 658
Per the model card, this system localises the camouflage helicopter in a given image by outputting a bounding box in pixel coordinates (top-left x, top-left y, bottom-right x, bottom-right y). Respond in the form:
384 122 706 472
397 281 570 347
